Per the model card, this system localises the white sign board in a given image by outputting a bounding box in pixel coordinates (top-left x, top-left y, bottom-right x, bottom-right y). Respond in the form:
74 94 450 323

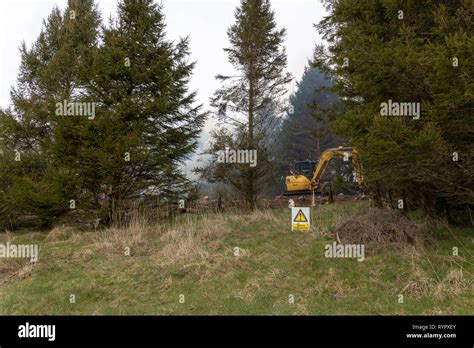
291 207 310 232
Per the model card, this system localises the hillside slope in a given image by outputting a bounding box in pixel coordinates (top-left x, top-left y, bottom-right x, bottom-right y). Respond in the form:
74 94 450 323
0 201 472 315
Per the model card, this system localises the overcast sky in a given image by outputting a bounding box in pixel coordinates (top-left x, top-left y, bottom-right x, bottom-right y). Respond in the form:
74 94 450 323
0 0 327 174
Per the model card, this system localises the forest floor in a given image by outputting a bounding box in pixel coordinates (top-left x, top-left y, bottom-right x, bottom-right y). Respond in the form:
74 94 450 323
0 200 472 315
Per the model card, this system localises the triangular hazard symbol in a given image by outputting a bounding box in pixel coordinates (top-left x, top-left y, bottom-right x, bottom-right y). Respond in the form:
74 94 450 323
294 209 308 222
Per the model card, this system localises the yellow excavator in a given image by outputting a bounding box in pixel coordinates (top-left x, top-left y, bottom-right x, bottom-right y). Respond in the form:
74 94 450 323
285 146 364 195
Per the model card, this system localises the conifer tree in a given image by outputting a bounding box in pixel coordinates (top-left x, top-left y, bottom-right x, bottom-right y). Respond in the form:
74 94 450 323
316 0 473 221
199 0 292 209
0 0 101 227
77 0 205 221
277 64 340 165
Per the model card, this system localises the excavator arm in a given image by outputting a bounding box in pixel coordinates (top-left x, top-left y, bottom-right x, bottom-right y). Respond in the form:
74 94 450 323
309 146 364 190
285 146 364 194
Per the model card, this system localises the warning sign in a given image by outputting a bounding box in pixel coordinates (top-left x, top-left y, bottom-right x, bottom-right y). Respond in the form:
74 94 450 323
294 209 308 222
291 207 310 232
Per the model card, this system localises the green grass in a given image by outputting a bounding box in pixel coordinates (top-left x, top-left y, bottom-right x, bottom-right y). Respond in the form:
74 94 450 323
0 200 472 315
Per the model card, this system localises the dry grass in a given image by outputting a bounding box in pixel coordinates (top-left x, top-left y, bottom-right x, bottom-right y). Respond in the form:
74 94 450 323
319 267 353 298
236 209 281 225
0 201 472 315
399 255 472 299
88 213 150 256
434 268 472 298
45 226 76 242
400 263 436 296
154 210 279 267
0 230 41 285
154 215 232 266
51 208 252 266
0 258 38 285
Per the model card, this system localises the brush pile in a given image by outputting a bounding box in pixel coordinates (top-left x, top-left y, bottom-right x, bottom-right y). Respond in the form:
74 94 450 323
334 208 435 254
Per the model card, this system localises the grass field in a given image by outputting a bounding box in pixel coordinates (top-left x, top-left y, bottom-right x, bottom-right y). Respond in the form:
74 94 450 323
0 200 472 315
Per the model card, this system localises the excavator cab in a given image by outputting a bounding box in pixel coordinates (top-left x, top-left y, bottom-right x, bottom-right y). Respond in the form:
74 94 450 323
286 160 318 195
291 160 317 178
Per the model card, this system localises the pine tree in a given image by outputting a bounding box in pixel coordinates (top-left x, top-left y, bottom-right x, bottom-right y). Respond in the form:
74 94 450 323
199 0 292 209
316 0 473 221
0 0 101 227
277 64 340 165
73 0 206 222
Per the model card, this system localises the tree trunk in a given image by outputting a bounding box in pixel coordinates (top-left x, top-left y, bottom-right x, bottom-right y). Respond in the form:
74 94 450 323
328 184 334 204
247 59 256 210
